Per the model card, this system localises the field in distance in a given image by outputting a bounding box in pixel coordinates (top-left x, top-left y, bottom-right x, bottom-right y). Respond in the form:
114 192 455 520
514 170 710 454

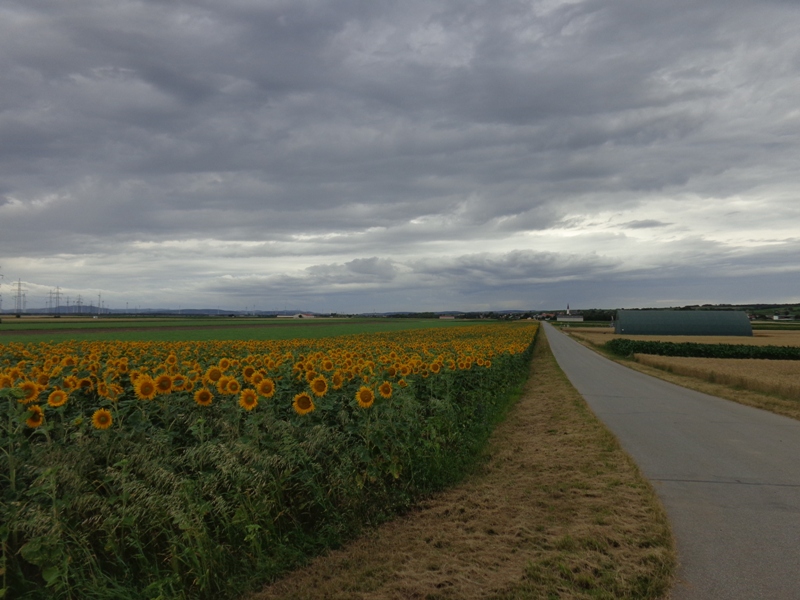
567 327 800 348
0 316 484 344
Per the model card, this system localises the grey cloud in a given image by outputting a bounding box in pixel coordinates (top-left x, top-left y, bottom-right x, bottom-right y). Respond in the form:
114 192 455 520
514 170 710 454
2 0 800 310
621 220 671 229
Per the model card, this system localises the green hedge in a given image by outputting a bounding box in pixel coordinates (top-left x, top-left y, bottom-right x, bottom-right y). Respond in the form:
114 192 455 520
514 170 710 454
605 338 800 360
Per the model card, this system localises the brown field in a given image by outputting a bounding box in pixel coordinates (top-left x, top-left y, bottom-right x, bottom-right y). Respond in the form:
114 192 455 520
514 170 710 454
634 354 800 401
567 328 800 348
247 331 675 600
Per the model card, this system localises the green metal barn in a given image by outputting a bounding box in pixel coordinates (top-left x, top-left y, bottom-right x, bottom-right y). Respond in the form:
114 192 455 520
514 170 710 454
614 310 753 336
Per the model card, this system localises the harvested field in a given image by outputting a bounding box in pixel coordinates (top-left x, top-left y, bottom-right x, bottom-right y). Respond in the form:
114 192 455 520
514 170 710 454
246 330 675 600
568 328 800 348
634 354 800 401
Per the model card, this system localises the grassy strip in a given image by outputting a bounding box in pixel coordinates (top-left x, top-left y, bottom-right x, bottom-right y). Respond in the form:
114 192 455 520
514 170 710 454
606 338 800 360
570 334 800 423
247 331 675 600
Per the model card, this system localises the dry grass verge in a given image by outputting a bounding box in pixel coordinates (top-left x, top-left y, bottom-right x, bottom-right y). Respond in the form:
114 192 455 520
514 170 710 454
246 331 675 600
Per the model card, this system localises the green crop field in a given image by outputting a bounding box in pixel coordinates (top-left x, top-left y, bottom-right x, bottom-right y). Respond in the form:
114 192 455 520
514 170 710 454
0 317 485 344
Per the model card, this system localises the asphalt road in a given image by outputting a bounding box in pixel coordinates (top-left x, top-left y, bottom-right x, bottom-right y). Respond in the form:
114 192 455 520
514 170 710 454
543 323 800 599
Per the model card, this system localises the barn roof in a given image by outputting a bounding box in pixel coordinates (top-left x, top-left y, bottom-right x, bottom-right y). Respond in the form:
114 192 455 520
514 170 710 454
614 310 753 336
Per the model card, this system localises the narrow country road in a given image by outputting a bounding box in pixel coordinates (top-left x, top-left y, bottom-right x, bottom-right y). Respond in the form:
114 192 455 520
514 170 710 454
543 323 800 599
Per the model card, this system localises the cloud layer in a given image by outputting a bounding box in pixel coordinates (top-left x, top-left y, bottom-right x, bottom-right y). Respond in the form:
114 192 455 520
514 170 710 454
2 0 799 312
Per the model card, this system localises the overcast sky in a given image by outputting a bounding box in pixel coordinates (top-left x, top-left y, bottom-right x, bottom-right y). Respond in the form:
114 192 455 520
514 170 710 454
1 0 799 313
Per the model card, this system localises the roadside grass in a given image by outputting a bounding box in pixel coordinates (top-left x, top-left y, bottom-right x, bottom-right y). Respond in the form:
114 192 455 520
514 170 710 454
568 333 800 422
0 318 482 344
247 330 675 600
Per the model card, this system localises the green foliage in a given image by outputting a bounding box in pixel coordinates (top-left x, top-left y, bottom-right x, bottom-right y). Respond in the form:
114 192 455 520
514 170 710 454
605 338 800 360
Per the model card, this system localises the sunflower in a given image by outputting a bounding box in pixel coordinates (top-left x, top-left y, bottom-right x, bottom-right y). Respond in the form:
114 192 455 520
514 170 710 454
355 386 375 409
310 375 328 397
134 375 157 401
166 353 178 365
219 358 231 371
430 362 442 374
331 371 344 390
48 389 69 408
293 392 315 415
0 374 13 388
26 405 44 428
226 378 241 394
92 408 113 430
398 379 408 388
242 365 256 381
378 381 392 399
19 380 40 404
239 389 258 411
154 374 173 395
194 388 213 406
205 366 223 383
257 378 276 398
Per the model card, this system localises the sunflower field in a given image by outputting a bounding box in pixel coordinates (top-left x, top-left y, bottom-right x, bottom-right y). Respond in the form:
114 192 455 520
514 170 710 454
0 323 537 599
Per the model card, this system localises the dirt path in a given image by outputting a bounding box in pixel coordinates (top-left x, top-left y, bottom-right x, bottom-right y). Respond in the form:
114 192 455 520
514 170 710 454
246 332 674 599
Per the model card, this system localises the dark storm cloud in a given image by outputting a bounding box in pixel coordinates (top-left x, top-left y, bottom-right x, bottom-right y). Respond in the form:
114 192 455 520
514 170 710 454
2 0 800 310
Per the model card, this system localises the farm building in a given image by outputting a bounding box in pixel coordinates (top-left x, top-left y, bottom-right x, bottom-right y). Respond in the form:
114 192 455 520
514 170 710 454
614 310 753 336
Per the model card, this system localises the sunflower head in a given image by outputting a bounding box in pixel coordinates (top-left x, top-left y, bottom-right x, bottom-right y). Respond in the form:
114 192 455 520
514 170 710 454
257 378 276 398
378 381 392 399
293 392 315 415
239 389 258 411
26 405 44 428
18 380 40 404
331 372 344 390
155 374 173 394
226 379 241 394
310 375 328 397
205 366 223 383
135 375 157 401
92 408 113 430
194 388 213 406
48 389 69 408
356 386 375 409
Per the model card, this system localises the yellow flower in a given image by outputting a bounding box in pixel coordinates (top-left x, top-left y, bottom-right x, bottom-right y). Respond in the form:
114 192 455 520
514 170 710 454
154 374 173 395
26 405 44 428
134 375 157 401
226 378 241 394
257 378 276 398
92 408 113 430
378 381 392 399
205 366 223 383
310 375 328 397
239 388 258 411
356 386 374 409
293 392 315 415
47 389 69 408
18 380 40 404
194 388 213 406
